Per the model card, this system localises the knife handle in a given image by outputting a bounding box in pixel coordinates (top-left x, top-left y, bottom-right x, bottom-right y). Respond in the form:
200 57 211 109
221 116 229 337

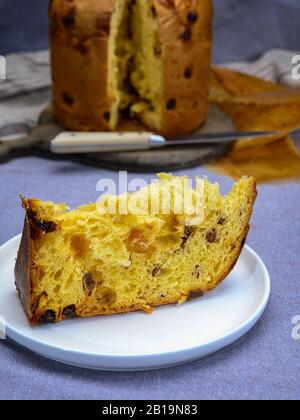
50 132 164 154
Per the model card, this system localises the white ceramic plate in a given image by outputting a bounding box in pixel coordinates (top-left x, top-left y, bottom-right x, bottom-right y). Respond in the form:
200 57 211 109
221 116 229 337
0 235 270 371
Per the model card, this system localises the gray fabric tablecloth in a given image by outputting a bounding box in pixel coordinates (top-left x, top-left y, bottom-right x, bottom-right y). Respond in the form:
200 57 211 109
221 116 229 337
0 158 300 400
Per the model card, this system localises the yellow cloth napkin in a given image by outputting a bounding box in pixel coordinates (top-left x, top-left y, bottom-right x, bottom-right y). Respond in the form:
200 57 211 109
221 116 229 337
207 67 300 183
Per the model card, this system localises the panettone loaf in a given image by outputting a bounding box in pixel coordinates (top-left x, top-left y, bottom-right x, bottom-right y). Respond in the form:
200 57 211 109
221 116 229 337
15 175 256 324
49 0 212 136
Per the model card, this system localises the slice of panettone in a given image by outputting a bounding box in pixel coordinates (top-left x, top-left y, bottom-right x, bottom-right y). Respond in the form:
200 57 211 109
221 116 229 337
15 174 256 324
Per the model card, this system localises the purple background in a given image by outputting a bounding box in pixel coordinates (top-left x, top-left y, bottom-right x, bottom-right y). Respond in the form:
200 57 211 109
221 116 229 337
0 156 300 400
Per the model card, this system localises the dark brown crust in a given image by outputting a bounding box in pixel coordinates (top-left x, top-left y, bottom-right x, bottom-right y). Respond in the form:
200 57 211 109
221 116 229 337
14 198 58 324
49 0 115 132
14 213 33 320
154 0 213 136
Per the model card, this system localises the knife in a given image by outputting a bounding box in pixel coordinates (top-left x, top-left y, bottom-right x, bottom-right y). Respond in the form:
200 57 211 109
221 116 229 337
50 130 280 154
0 126 280 158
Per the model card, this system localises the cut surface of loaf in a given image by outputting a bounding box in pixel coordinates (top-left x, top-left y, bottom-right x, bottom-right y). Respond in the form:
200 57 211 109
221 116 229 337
15 175 256 324
49 0 212 136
